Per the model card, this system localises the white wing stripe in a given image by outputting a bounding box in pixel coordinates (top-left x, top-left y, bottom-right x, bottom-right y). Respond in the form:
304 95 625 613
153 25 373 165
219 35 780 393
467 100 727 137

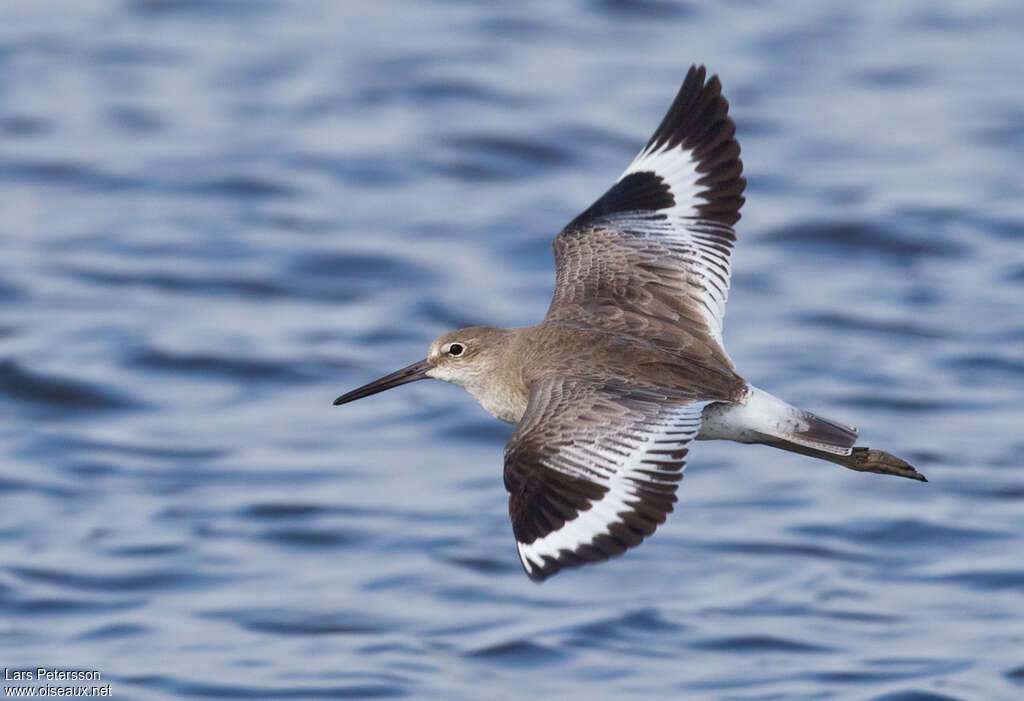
516 402 707 575
608 117 738 348
621 146 702 220
603 212 734 347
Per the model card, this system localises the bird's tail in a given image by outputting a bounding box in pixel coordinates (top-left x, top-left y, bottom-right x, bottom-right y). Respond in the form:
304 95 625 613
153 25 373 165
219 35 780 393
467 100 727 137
699 385 926 482
701 385 857 456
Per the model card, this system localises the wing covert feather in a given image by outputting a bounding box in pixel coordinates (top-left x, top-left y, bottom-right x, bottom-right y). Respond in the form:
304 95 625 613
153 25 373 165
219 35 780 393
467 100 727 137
504 378 706 581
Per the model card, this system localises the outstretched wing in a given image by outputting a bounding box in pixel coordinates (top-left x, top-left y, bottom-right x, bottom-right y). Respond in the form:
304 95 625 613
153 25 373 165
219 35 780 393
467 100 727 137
547 65 744 363
504 377 707 581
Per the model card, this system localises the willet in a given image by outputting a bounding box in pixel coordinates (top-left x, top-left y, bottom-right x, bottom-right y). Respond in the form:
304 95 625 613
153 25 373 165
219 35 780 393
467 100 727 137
335 65 925 582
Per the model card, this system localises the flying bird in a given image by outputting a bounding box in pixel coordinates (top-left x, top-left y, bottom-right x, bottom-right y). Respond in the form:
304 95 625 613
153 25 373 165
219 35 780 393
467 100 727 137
335 65 925 582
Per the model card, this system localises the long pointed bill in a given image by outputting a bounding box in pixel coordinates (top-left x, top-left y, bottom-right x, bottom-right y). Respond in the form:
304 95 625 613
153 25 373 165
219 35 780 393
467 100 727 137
333 359 431 406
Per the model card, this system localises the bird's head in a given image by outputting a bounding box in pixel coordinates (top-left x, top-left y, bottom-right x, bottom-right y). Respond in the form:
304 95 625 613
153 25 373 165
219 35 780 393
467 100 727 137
333 326 511 406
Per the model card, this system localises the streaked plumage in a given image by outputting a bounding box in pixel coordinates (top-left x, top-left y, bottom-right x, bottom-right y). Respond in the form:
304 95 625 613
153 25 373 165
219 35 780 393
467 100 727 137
335 65 925 582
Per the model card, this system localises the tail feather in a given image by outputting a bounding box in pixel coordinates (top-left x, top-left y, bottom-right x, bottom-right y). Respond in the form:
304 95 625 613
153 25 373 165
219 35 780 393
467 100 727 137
795 410 857 456
699 386 857 456
697 385 925 482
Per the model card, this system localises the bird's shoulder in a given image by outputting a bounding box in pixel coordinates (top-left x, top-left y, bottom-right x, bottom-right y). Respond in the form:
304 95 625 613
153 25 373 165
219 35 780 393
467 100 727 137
516 322 745 403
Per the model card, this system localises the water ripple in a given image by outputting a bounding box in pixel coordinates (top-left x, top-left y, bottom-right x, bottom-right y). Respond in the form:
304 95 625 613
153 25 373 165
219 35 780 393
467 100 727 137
760 220 965 261
203 607 391 636
792 518 1006 548
1007 664 1024 685
692 634 836 653
75 622 151 641
7 565 226 593
122 674 407 700
467 639 570 666
129 349 317 382
0 359 136 412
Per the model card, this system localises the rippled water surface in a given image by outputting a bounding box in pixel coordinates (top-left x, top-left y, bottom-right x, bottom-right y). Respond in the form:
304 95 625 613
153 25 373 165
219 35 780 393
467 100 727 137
2 1 1023 699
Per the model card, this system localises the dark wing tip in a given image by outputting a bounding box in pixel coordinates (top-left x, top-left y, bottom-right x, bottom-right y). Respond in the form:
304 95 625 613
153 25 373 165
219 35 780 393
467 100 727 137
506 452 682 582
645 64 746 227
515 508 673 582
567 64 745 232
522 557 559 583
644 63 707 152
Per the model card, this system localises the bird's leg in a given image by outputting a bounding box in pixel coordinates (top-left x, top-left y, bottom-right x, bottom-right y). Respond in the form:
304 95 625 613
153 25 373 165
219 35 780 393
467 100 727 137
760 439 927 482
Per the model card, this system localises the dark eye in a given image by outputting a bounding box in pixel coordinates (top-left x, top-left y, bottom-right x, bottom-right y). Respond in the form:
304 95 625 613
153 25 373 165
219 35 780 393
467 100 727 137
448 343 464 357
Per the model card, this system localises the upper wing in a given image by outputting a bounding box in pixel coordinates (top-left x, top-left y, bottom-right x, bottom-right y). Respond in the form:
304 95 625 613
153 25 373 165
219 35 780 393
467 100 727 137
547 65 744 357
504 377 707 581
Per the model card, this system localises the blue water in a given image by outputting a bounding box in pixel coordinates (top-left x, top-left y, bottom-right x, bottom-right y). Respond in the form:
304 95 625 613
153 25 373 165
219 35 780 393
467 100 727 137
2 1 1023 699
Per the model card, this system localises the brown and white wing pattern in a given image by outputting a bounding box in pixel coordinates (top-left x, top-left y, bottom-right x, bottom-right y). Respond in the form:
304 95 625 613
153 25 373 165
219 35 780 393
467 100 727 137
548 65 744 355
504 377 707 581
